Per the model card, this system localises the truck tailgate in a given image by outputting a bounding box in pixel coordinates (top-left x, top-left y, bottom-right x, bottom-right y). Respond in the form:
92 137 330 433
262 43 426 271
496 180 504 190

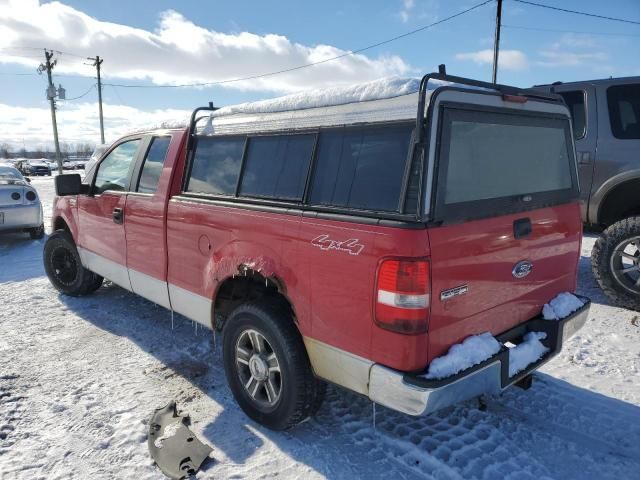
427 203 581 362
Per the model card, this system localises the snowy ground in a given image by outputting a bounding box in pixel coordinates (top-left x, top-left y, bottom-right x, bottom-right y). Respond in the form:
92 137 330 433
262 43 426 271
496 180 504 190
1 175 639 480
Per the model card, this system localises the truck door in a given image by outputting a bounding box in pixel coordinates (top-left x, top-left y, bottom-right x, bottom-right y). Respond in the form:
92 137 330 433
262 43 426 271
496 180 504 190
555 86 597 219
77 138 142 290
124 135 173 308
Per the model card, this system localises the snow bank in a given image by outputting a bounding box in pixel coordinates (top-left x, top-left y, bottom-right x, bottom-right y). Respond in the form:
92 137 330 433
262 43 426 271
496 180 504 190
508 331 549 377
542 292 584 320
423 332 501 380
212 76 425 117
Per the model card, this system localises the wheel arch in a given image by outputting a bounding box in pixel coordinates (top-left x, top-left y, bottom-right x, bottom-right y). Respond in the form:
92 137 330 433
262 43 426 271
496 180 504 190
593 174 640 226
212 266 298 333
53 216 71 234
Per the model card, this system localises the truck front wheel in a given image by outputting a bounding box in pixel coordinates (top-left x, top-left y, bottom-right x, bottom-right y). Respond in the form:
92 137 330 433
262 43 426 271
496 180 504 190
43 230 103 296
592 216 640 311
222 300 325 430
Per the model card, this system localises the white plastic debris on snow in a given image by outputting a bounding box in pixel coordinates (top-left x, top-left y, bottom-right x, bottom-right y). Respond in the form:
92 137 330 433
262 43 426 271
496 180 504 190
542 292 584 320
212 76 424 117
507 331 549 377
423 332 501 380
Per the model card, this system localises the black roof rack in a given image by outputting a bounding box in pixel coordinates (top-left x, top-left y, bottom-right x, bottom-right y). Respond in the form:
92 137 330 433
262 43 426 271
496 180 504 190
415 71 562 144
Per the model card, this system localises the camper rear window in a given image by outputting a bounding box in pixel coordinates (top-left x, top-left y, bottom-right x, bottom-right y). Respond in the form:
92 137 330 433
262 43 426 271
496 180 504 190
435 105 577 222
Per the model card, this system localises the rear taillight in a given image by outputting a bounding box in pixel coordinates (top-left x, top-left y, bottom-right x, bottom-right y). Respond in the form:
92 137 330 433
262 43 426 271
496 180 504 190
375 259 430 335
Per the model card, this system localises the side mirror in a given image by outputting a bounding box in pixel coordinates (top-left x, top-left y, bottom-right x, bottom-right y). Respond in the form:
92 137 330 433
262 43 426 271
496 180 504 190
24 177 31 183
55 173 84 196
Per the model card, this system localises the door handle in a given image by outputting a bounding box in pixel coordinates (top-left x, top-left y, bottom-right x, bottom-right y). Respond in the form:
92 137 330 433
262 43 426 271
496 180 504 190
112 207 124 224
513 217 532 239
577 151 592 166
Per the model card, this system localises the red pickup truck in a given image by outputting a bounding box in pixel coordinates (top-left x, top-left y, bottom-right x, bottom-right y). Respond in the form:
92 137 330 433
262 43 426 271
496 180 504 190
45 73 590 430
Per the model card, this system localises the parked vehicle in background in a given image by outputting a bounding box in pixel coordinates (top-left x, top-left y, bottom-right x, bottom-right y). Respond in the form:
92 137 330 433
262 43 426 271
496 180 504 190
62 159 82 170
0 165 44 239
16 159 52 176
46 73 589 430
537 77 640 310
44 159 58 171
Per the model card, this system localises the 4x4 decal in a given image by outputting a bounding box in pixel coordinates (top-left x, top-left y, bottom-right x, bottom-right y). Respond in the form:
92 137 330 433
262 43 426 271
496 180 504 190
311 234 364 256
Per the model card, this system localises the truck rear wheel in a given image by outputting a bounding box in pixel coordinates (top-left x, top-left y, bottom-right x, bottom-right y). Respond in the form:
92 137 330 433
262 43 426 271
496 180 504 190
43 230 103 296
222 300 325 430
592 216 640 311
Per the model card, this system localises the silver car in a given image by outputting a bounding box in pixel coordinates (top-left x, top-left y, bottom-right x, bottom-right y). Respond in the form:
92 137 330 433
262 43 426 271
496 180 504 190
537 77 640 310
0 165 44 239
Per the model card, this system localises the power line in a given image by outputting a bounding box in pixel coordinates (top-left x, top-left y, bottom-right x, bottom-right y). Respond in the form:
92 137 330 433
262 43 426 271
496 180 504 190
503 24 640 37
107 83 126 105
61 84 96 101
0 45 88 59
103 0 494 89
511 0 640 26
0 71 98 79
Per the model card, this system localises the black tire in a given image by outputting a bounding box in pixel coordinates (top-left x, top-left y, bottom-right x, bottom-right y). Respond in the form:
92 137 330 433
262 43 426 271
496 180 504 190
87 273 104 293
222 300 325 430
43 230 102 296
592 216 640 311
29 223 45 240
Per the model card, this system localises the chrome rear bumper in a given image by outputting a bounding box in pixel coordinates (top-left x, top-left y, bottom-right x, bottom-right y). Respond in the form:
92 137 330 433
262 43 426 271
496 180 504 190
368 295 591 416
0 202 42 231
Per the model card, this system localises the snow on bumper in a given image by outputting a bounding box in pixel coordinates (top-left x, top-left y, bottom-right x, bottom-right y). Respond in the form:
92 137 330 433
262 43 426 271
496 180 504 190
0 202 42 231
368 295 590 416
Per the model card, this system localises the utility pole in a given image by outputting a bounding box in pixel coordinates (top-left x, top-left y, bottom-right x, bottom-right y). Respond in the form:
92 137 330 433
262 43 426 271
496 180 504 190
88 56 105 144
492 0 503 84
39 49 63 174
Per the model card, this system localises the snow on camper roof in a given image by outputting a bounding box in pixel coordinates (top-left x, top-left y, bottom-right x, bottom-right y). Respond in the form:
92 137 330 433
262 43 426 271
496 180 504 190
202 76 454 135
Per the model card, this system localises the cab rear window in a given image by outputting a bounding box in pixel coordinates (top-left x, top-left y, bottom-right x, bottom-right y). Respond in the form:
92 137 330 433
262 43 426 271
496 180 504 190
435 105 577 222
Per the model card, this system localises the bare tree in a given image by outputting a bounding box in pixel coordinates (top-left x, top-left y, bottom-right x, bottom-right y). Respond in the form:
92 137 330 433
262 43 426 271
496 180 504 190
0 143 10 159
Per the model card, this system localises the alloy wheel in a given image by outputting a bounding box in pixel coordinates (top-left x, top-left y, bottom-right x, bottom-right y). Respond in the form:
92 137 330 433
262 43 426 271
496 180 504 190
610 236 640 295
235 329 282 408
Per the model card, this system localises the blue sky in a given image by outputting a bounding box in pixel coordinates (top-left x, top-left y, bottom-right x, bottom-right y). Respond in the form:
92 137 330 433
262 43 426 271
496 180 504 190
0 0 639 148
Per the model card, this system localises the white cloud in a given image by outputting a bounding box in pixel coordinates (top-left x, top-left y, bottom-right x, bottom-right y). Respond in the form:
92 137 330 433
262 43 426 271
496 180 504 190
0 101 191 150
536 33 608 68
397 0 438 24
455 49 528 71
399 0 415 23
0 0 412 93
536 50 606 68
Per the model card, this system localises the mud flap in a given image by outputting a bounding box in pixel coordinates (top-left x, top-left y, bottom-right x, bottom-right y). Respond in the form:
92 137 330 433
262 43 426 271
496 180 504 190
148 401 213 479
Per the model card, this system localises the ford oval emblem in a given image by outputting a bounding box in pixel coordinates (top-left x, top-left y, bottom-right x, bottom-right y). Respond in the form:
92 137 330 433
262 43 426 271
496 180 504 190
512 260 533 279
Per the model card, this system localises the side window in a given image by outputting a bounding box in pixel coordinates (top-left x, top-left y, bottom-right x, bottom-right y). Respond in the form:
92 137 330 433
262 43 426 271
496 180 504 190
559 91 586 139
186 136 245 195
239 134 315 200
94 140 140 194
137 137 171 193
607 84 640 139
309 124 413 212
